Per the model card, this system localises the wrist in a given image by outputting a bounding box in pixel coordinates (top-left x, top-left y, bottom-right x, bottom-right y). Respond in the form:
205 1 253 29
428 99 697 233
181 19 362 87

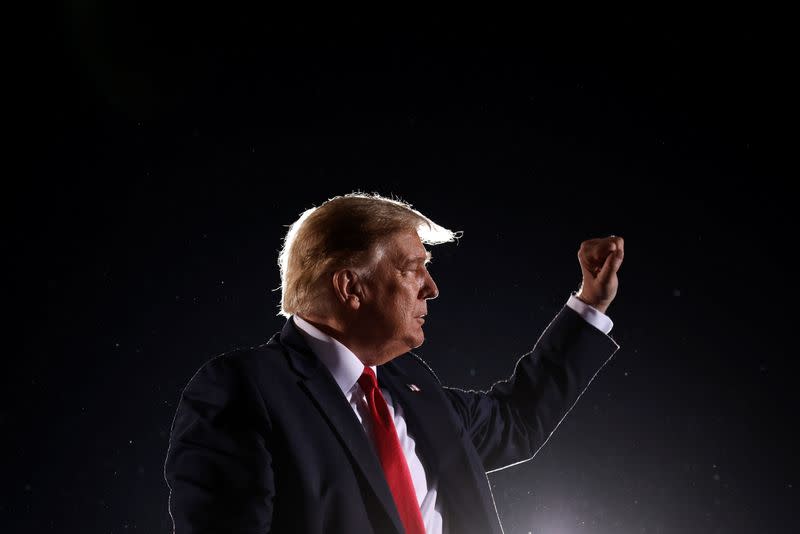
573 291 610 314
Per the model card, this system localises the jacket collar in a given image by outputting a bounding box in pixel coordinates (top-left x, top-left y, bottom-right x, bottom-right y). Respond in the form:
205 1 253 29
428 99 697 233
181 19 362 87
278 317 502 534
279 317 406 534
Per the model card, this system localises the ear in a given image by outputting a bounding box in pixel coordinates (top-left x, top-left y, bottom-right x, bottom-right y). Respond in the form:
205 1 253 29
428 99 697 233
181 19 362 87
331 269 363 311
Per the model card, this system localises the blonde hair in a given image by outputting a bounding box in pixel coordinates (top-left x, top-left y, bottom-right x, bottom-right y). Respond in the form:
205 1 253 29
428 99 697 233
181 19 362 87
278 192 458 317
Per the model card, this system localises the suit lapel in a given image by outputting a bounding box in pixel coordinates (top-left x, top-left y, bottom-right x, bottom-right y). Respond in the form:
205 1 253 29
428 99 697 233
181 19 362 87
378 360 453 478
380 357 505 534
280 319 405 534
279 319 502 533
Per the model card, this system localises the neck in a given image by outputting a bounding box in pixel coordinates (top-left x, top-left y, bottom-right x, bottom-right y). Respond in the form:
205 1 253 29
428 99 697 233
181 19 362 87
295 313 370 365
296 313 392 366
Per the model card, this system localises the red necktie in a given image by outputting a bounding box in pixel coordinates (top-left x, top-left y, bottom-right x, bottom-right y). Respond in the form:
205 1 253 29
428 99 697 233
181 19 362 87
358 367 426 534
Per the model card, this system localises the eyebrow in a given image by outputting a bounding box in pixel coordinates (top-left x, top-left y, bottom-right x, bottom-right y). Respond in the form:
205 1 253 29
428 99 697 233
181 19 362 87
402 251 432 267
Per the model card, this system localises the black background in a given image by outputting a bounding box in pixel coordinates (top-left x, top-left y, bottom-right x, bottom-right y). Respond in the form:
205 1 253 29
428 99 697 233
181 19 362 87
7 7 796 533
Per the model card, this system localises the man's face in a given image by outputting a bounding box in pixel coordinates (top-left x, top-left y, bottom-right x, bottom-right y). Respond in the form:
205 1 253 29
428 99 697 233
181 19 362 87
356 229 439 362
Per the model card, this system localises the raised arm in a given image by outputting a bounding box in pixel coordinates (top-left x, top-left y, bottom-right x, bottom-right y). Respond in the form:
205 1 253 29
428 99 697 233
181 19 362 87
445 236 624 471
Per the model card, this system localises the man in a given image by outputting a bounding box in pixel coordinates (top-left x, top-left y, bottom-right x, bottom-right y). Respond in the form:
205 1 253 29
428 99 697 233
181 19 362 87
164 192 624 533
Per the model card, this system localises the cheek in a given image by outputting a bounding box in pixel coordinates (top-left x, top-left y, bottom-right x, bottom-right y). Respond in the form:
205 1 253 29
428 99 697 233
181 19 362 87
404 293 419 317
389 296 414 322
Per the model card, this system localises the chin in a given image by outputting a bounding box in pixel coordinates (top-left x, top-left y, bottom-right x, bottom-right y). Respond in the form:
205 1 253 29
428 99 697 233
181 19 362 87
407 334 425 350
398 325 426 352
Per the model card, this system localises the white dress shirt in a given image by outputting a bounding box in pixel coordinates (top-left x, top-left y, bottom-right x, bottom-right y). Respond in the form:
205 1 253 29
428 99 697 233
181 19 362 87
292 295 612 534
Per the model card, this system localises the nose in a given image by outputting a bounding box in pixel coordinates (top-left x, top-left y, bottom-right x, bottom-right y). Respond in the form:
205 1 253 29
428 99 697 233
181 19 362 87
421 268 439 300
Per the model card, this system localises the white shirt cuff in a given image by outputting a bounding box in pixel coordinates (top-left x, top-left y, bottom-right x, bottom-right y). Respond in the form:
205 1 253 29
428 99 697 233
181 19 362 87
566 294 614 334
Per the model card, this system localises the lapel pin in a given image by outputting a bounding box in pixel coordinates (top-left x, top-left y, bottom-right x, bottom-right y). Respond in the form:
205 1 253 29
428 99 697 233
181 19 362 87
406 383 421 392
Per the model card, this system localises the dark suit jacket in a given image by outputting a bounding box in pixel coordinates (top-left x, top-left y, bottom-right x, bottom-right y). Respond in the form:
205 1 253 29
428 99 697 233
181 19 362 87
164 305 619 533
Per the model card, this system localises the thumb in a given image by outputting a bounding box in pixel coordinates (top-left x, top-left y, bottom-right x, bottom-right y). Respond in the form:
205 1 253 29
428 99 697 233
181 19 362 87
598 248 624 282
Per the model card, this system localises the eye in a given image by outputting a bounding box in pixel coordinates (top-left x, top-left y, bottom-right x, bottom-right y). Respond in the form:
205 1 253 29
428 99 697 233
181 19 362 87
400 267 422 278
400 261 429 279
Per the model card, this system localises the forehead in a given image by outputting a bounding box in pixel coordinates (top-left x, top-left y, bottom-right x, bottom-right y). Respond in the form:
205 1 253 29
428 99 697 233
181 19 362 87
384 230 430 262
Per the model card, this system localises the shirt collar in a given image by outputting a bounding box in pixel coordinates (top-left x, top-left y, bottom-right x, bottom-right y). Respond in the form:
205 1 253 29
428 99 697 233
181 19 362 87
292 314 376 395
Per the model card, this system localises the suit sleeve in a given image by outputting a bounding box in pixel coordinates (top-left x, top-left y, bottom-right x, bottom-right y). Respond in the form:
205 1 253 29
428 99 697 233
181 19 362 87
443 305 619 472
164 354 274 533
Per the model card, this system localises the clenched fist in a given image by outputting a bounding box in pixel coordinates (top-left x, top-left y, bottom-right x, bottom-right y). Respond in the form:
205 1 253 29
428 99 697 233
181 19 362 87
575 235 624 314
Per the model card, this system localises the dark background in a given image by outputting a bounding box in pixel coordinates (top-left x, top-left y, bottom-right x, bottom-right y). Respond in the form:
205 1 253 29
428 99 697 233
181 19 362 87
7 7 796 533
